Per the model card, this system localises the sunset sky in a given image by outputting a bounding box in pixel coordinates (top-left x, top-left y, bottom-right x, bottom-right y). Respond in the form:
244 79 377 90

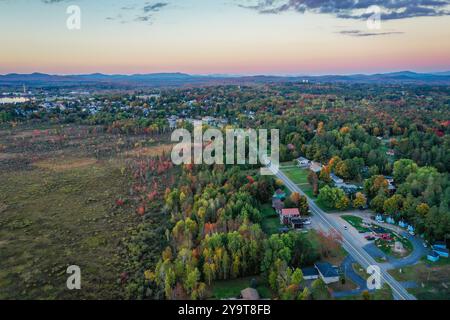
1 0 450 75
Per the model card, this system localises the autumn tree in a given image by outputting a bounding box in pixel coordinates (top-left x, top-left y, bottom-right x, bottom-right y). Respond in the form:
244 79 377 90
353 192 367 209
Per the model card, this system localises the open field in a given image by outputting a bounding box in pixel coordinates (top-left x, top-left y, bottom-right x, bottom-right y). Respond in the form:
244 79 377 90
388 259 450 300
281 167 309 185
0 124 172 299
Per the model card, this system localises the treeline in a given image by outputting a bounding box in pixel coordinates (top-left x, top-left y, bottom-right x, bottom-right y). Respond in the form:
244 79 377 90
364 159 449 241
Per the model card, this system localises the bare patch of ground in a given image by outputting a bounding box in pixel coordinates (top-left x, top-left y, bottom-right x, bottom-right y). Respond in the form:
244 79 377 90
33 157 98 172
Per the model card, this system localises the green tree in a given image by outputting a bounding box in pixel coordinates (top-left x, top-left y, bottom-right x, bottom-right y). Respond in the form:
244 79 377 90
393 159 418 184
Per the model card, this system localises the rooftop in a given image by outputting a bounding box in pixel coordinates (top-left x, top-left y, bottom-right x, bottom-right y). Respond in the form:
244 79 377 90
281 208 300 216
302 267 319 277
315 262 339 278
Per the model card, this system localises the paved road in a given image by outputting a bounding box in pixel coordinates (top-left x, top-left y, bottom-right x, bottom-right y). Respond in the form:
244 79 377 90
269 165 417 300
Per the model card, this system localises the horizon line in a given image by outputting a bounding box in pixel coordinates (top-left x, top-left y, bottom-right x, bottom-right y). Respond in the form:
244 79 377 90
2 69 450 77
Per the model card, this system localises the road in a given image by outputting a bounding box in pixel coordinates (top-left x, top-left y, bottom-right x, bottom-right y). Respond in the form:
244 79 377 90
269 164 417 300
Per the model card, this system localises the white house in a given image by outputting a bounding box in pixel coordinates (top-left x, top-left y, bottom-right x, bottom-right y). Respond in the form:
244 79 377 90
296 157 311 168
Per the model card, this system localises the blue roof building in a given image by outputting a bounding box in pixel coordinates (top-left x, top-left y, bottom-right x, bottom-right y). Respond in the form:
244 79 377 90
314 262 340 284
427 251 440 262
432 246 449 258
301 267 319 280
433 241 447 250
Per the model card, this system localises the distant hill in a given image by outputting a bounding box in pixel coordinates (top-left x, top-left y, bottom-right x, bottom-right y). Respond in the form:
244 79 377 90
1 71 449 88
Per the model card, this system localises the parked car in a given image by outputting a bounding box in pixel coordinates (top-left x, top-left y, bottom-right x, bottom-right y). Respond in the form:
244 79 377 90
344 225 348 230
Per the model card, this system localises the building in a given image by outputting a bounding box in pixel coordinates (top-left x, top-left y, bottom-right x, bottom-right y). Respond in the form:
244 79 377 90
309 161 322 173
386 217 395 225
167 116 178 129
385 176 397 193
330 173 344 185
280 208 300 225
273 189 286 200
302 267 319 280
433 242 447 250
272 197 284 214
427 251 440 262
314 262 340 284
338 183 359 195
296 157 311 168
432 246 449 258
240 288 260 300
398 221 407 228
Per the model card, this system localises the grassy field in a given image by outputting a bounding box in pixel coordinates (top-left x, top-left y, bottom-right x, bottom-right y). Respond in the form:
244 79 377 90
209 276 272 299
341 215 370 233
352 263 369 280
388 259 450 300
281 167 309 185
0 124 172 299
337 283 393 300
260 204 281 235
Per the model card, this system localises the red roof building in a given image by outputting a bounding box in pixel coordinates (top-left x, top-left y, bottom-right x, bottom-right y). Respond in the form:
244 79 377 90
280 208 300 225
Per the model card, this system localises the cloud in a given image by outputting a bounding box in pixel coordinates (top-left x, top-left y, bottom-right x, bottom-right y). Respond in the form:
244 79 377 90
239 0 450 20
143 2 168 13
41 0 66 3
338 29 404 37
135 2 168 23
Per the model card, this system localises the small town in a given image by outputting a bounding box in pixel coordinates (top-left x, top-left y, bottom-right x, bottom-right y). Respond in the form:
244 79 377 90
0 0 449 315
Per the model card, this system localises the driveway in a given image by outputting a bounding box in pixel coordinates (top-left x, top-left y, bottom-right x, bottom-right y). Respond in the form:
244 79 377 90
332 255 376 299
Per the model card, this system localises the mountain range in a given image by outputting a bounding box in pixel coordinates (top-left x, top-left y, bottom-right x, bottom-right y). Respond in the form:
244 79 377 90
1 71 449 88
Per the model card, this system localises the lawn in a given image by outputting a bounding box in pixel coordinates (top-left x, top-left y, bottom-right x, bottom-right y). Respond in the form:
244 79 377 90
352 263 369 280
336 283 393 300
261 204 282 235
209 276 272 299
281 167 309 185
341 215 370 233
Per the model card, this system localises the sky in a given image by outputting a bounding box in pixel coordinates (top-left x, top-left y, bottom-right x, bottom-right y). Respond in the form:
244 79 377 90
0 0 450 75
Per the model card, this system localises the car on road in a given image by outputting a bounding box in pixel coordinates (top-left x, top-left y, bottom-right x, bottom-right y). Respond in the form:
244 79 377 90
344 225 348 230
